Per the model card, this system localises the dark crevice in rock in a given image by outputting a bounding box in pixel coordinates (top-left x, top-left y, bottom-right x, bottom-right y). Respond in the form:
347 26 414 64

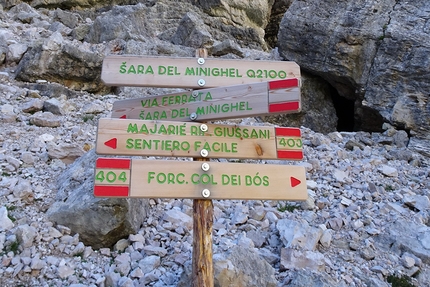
355 104 385 133
264 1 293 49
331 91 355 132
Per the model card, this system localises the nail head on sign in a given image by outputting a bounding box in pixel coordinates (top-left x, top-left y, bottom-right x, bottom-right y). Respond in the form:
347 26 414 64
190 113 198 121
201 162 210 171
200 149 208 157
202 189 210 198
198 79 205 87
197 58 205 65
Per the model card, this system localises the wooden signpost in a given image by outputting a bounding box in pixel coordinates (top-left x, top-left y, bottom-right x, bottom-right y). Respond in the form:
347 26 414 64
93 158 307 200
96 118 304 160
95 50 307 287
101 55 300 88
111 78 301 121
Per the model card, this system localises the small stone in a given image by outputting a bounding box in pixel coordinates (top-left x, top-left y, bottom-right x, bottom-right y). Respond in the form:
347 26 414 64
138 256 160 274
0 206 14 231
21 98 44 113
319 229 332 248
58 265 74 279
29 111 62 127
402 254 415 268
114 239 129 252
333 169 348 182
379 165 398 177
341 197 353 206
15 224 37 248
360 248 376 260
142 246 167 257
43 98 63 115
370 265 389 276
99 248 110 256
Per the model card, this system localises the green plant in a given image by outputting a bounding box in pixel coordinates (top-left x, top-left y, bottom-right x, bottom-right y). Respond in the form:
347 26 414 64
387 274 415 287
278 203 300 212
6 205 16 222
385 184 395 191
7 240 20 255
82 114 95 122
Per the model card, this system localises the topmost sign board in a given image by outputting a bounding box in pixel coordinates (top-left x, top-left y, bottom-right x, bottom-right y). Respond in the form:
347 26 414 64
101 55 301 88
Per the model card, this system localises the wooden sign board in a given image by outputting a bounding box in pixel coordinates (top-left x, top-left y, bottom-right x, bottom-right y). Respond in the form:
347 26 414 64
96 118 303 160
101 55 301 88
112 78 301 122
94 158 307 200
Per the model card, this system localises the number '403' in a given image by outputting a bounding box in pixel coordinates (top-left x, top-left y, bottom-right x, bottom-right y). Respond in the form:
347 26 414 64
279 138 303 148
95 171 127 183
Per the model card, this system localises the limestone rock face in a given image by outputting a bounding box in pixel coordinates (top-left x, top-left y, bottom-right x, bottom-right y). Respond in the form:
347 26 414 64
278 0 430 156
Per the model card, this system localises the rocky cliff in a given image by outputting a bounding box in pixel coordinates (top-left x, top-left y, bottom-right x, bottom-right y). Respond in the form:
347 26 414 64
0 0 429 286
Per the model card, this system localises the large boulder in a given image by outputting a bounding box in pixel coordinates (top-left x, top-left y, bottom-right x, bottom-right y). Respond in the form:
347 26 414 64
178 245 277 287
277 0 430 156
46 150 149 249
15 32 106 93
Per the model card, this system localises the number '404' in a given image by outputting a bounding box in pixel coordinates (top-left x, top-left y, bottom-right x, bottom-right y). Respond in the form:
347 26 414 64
95 171 127 183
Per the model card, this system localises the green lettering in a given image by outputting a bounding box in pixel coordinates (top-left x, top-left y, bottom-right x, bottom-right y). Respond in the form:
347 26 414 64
127 65 136 74
158 65 166 75
148 172 155 183
139 124 149 134
185 67 195 76
126 138 134 149
127 123 138 133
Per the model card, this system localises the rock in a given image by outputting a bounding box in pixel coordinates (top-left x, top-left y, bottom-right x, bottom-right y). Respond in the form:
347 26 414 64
403 195 430 211
277 219 322 251
401 254 416 268
46 142 85 163
21 98 44 113
138 255 160 274
319 229 332 248
214 246 277 287
0 206 14 231
0 104 17 123
12 179 34 203
211 39 243 57
142 246 168 257
0 2 430 287
277 0 430 155
29 111 62 127
280 248 325 271
43 98 63 115
6 43 28 63
46 150 149 248
163 209 192 231
15 224 37 248
378 165 398 177
287 269 340 287
171 12 213 48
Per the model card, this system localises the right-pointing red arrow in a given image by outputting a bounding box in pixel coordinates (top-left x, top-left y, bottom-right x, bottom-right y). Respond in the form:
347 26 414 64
290 177 301 187
104 138 117 149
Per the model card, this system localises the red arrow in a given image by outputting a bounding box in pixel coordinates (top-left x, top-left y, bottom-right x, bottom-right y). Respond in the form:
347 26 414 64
120 115 127 119
104 138 117 149
290 177 301 187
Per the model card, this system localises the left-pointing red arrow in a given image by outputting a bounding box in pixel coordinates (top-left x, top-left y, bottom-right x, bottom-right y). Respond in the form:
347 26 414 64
104 138 117 149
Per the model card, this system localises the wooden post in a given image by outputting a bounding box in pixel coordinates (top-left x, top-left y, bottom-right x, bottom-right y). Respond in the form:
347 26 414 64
192 48 214 287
